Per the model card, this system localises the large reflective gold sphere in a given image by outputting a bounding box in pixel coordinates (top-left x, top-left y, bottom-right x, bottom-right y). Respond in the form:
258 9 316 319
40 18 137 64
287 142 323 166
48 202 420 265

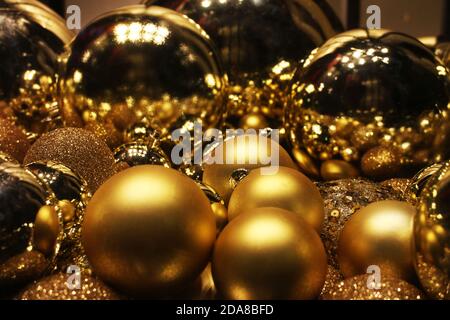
212 207 327 300
82 165 216 297
414 161 450 299
145 0 343 125
59 5 226 139
0 0 73 139
228 166 324 231
286 29 450 180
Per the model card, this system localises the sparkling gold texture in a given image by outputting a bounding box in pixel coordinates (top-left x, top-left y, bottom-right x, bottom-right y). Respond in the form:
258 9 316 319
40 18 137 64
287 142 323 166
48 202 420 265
414 161 450 299
0 250 49 287
0 118 31 163
319 265 344 299
212 207 327 300
322 274 423 300
338 200 416 282
228 167 324 231
59 5 226 139
24 128 116 192
82 165 216 297
286 29 450 179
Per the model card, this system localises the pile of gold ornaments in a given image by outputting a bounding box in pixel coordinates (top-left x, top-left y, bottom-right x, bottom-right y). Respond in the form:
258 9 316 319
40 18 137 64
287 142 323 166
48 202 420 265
1 1 450 301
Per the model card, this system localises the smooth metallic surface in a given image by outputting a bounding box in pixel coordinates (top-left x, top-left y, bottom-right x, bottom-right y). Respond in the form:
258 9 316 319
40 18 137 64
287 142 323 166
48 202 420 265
212 207 327 300
197 181 228 234
0 0 73 140
82 165 216 297
228 166 324 231
145 0 343 124
114 141 171 168
286 29 450 179
414 161 450 299
59 5 226 139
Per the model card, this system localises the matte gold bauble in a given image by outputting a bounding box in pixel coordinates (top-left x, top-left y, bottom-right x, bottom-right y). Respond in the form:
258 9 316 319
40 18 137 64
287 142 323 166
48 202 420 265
0 0 73 139
414 161 450 299
286 29 450 179
338 200 416 282
82 165 216 297
203 134 296 203
24 128 116 192
0 118 31 163
228 166 324 231
212 207 327 300
322 274 423 300
59 5 226 139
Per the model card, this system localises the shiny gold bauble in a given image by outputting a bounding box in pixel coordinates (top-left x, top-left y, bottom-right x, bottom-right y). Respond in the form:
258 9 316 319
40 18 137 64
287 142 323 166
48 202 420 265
320 160 359 181
322 274 423 300
18 272 120 300
212 207 327 300
338 200 416 282
414 161 450 299
146 0 343 122
82 165 216 297
286 29 450 179
228 166 324 231
0 0 73 139
24 127 116 192
114 141 171 168
59 5 226 139
0 118 30 163
197 182 228 235
203 134 296 203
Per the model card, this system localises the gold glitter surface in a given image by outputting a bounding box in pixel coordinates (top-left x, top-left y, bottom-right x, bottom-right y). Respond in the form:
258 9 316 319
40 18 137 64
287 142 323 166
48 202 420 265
0 118 31 163
0 251 49 287
316 179 405 268
319 265 344 299
361 146 403 180
24 128 116 192
380 178 411 200
322 274 423 300
18 272 120 300
84 121 123 150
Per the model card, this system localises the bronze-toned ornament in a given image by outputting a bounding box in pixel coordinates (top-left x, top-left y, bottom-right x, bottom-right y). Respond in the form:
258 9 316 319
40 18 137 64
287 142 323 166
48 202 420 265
212 207 327 300
24 127 116 192
0 118 31 163
82 165 216 297
338 200 417 282
228 166 324 231
0 0 73 140
414 160 450 299
286 29 450 179
145 0 343 123
322 274 423 300
59 5 226 139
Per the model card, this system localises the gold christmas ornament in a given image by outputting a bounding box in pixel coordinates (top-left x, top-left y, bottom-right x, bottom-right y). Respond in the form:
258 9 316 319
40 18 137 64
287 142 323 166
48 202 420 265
291 147 320 178
146 0 343 124
0 251 49 288
18 272 120 300
0 0 73 139
320 160 359 181
286 29 450 179
82 165 216 297
322 274 423 300
0 118 31 163
59 5 226 139
238 113 269 131
228 166 324 231
338 200 416 282
212 207 327 300
84 121 123 150
202 134 296 203
114 141 171 168
197 182 228 235
414 161 450 299
0 151 17 164
317 179 405 269
24 127 116 192
319 265 344 299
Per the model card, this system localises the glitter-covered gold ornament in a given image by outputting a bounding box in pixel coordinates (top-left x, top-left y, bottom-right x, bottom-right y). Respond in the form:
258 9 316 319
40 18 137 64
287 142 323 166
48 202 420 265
286 29 450 180
59 5 226 139
322 274 423 300
24 128 116 192
414 161 450 299
0 251 49 288
228 166 324 231
338 200 416 282
202 134 296 203
145 0 343 124
18 272 120 300
84 121 123 150
212 207 327 300
0 0 73 140
0 118 30 163
317 179 405 269
319 265 344 299
82 165 216 297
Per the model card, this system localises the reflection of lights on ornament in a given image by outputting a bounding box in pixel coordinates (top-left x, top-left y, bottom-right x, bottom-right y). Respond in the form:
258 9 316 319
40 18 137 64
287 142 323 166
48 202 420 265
201 0 212 8
205 74 217 88
271 60 290 75
114 22 170 45
73 70 82 83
